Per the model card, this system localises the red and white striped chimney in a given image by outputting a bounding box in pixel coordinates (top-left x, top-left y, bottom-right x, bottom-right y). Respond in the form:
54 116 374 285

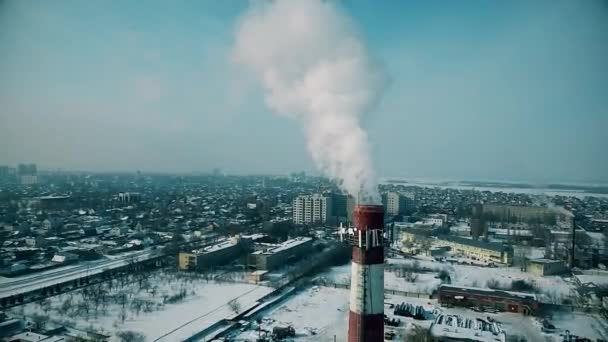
348 204 384 342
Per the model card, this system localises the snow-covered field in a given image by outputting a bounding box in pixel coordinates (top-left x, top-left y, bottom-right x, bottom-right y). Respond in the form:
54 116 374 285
232 286 349 341
387 257 576 302
229 278 604 342
317 263 441 294
11 269 273 341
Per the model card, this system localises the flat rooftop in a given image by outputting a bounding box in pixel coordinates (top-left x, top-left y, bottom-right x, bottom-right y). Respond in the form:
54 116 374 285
190 239 236 255
528 258 563 264
252 237 312 255
439 284 537 301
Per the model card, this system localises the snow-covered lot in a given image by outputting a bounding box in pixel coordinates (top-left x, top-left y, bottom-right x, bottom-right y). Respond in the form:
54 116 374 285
386 257 576 302
317 262 441 294
232 286 350 341
11 269 273 341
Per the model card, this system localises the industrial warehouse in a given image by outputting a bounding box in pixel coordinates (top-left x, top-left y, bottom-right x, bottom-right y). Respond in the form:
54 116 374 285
437 236 514 265
248 237 314 271
437 285 539 315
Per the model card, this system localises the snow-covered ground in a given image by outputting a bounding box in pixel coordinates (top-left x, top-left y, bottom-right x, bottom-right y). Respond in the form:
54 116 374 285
230 279 604 342
387 257 576 302
10 270 273 341
385 271 441 294
232 286 349 341
317 263 441 294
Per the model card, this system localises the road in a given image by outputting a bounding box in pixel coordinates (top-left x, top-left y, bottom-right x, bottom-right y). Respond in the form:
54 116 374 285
0 249 161 299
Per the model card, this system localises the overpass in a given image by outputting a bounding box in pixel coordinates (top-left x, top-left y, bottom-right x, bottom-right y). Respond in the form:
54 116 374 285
0 249 165 308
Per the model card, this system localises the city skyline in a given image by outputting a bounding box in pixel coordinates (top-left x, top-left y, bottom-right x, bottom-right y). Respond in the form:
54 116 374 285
1 0 607 184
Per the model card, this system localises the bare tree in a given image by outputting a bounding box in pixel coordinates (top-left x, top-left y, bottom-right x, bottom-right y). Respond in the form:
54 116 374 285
77 300 91 318
119 308 127 323
143 300 155 313
116 292 129 310
404 272 418 282
90 284 108 314
58 298 72 316
39 298 52 314
116 330 145 342
228 298 241 315
131 299 143 316
149 285 159 298
406 325 431 342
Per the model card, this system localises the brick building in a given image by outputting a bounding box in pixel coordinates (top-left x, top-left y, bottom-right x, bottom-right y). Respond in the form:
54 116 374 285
437 285 539 315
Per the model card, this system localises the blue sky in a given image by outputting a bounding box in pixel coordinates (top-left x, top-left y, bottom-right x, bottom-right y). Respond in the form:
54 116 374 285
1 0 607 183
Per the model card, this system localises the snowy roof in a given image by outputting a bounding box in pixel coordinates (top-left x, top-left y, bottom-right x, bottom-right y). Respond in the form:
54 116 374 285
575 274 608 287
37 195 70 200
190 239 236 255
439 284 537 301
440 235 513 253
528 258 563 264
252 237 312 255
241 233 267 241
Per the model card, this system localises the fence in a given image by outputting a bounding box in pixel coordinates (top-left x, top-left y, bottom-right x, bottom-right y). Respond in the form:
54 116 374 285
312 280 431 299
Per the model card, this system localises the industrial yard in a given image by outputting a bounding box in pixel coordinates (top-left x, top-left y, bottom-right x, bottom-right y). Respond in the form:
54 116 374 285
226 281 608 342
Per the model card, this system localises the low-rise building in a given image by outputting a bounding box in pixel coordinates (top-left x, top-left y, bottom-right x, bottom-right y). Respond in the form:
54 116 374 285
248 237 313 271
437 236 513 265
248 270 268 284
526 258 566 276
438 284 539 315
179 236 252 271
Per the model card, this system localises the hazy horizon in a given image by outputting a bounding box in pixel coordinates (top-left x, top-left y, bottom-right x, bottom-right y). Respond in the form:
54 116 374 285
1 0 607 185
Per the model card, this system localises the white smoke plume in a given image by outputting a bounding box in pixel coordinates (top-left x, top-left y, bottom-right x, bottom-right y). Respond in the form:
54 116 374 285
232 0 386 203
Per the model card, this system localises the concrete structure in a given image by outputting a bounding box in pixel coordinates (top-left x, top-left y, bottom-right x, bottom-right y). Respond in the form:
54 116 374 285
330 193 355 224
526 258 566 276
292 194 331 225
117 192 141 203
438 236 513 265
17 163 37 185
438 284 539 315
248 237 313 271
179 236 251 271
0 166 9 181
470 202 486 239
248 270 268 284
348 205 385 342
425 213 447 227
382 191 415 216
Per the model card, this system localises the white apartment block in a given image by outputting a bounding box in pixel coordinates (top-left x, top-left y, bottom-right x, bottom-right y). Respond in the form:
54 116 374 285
293 194 330 225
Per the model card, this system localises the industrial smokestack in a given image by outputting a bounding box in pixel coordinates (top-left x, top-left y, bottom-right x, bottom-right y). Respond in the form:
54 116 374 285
348 204 384 342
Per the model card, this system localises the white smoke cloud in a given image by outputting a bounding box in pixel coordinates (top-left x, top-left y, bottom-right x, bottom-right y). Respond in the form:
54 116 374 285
232 0 386 203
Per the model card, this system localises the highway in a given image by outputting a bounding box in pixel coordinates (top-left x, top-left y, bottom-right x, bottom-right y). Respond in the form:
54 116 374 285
0 249 161 299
